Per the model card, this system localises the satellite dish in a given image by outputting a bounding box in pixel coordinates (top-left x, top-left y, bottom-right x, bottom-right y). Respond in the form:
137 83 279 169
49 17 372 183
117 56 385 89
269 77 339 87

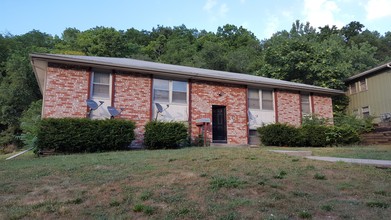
155 103 163 113
86 99 104 117
154 103 169 120
107 106 123 119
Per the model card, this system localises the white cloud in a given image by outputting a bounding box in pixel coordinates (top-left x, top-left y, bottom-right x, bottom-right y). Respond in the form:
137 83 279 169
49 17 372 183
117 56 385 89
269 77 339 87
303 0 343 28
203 0 230 21
263 15 280 39
365 0 391 20
203 0 217 12
219 3 229 17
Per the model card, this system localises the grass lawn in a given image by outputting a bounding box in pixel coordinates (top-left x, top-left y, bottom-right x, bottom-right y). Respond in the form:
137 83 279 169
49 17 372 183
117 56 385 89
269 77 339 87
1 147 390 219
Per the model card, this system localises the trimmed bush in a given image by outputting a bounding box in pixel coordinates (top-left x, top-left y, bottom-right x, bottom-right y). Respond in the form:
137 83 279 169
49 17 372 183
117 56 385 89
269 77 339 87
257 123 304 146
301 125 333 147
144 121 188 149
36 118 136 153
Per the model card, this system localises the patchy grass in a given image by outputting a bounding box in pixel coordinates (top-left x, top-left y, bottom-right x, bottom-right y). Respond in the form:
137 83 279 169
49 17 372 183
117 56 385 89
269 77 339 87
1 147 390 219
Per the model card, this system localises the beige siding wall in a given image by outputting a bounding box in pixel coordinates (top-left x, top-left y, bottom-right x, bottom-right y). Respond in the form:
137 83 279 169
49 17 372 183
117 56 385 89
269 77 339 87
347 69 391 122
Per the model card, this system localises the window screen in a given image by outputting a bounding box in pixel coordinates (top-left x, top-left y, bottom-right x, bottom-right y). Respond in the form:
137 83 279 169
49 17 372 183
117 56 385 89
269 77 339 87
248 89 260 109
92 72 110 98
262 90 273 110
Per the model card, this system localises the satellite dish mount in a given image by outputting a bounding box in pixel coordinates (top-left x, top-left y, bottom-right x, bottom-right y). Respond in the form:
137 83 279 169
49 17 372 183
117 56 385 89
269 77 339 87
86 99 104 118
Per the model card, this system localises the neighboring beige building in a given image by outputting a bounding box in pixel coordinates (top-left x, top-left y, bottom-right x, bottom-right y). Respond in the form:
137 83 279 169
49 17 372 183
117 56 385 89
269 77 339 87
345 62 391 123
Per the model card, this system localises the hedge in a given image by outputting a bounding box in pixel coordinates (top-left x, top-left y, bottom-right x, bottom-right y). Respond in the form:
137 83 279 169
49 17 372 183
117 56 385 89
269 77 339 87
36 118 136 153
144 121 188 149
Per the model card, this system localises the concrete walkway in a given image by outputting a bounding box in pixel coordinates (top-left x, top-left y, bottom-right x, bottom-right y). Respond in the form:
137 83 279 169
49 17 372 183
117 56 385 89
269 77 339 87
305 156 391 168
269 150 391 168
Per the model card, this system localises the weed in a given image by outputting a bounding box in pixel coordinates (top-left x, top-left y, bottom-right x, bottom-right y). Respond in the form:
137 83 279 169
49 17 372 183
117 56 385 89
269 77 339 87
306 165 315 170
374 190 387 196
200 173 208 177
321 204 333 211
66 197 83 204
210 176 247 190
140 190 153 201
292 191 309 197
219 211 238 220
143 205 155 215
366 201 389 208
168 158 176 162
258 180 266 186
109 200 120 207
292 158 300 162
314 173 326 180
273 170 287 179
133 204 145 212
298 210 312 219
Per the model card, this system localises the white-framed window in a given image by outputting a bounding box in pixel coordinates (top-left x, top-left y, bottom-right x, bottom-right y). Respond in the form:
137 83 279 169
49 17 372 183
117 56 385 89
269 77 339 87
301 93 311 115
153 78 187 104
248 89 274 110
350 82 357 94
362 106 370 118
359 78 367 92
91 71 111 98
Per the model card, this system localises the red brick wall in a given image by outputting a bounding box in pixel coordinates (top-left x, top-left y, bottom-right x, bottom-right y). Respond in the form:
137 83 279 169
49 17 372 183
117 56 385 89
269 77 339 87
113 71 152 144
276 90 301 126
190 80 248 145
313 94 333 121
43 63 89 118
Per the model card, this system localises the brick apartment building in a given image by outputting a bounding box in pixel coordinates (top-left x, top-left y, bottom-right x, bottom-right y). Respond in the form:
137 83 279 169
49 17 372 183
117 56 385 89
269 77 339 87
30 53 343 146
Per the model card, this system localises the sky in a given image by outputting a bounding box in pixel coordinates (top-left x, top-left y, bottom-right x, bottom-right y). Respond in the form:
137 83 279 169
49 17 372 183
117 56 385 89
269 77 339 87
1 0 390 40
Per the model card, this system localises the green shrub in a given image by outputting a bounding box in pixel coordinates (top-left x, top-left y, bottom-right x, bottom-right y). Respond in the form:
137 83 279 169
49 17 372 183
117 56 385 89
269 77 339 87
331 125 360 145
301 125 332 147
36 118 136 153
18 100 42 148
257 123 304 146
144 121 188 149
334 113 374 133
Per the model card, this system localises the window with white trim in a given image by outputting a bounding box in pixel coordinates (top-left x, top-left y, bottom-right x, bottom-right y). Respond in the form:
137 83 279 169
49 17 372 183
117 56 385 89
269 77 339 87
359 79 367 91
92 71 110 98
248 89 274 110
153 79 187 104
301 94 311 115
350 82 357 94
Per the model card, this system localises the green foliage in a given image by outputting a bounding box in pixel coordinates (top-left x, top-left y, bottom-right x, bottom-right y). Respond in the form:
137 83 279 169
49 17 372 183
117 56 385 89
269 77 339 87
18 100 42 148
144 121 188 149
36 118 135 153
210 176 247 190
314 173 327 180
258 114 366 147
301 125 332 147
257 123 303 146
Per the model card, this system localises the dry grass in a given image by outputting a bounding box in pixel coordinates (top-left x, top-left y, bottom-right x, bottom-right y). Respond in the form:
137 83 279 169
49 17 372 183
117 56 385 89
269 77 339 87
1 146 390 219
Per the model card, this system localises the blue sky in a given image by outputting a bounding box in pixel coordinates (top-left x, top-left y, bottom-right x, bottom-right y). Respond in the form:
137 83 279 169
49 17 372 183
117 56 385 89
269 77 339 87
1 0 390 40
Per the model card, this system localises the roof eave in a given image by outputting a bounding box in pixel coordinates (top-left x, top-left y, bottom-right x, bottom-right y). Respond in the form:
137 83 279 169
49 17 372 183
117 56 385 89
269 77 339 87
30 53 344 96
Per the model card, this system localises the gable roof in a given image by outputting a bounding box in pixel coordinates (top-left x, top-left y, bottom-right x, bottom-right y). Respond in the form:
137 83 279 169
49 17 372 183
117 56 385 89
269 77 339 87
30 53 343 95
345 62 391 83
